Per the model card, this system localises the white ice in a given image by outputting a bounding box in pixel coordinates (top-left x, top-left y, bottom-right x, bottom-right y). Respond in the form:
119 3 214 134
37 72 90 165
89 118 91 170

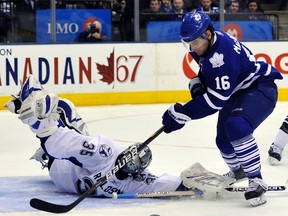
0 102 288 216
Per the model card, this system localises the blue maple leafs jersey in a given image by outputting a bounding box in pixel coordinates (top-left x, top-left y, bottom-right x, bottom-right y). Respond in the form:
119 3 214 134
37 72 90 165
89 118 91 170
183 30 283 119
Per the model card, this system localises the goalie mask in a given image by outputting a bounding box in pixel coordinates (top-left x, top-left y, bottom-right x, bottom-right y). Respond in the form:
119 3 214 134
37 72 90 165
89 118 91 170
115 144 152 180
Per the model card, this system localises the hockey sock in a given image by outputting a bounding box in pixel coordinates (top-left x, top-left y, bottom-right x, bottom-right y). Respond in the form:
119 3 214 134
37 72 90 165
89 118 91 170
226 116 261 179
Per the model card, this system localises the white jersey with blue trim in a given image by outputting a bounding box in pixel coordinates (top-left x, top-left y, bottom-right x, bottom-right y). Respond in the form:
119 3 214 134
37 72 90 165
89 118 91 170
45 127 182 197
184 30 283 119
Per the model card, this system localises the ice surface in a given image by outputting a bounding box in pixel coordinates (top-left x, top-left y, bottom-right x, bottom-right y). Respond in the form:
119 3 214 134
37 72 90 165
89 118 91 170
0 102 288 216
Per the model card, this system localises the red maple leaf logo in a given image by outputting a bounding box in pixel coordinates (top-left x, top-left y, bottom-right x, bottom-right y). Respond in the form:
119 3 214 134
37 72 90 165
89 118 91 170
96 50 114 86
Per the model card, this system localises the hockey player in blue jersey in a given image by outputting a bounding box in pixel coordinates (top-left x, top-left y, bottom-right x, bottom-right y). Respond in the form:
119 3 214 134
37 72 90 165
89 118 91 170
161 11 283 207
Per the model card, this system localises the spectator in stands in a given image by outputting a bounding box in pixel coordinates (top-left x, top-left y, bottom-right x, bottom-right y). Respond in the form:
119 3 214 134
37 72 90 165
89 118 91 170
227 0 241 13
0 10 11 42
184 0 199 11
112 0 126 15
96 0 111 9
225 0 244 21
119 0 134 41
112 0 129 41
245 0 264 12
141 0 162 13
140 0 164 22
74 20 105 43
244 0 265 20
194 0 219 13
160 0 173 13
14 0 36 42
168 0 188 21
140 0 163 41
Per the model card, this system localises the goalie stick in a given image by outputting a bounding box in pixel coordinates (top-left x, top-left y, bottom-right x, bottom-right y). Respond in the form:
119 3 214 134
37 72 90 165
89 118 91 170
30 126 165 213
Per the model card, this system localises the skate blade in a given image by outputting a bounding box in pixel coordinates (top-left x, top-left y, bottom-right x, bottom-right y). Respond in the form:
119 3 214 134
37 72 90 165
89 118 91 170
267 156 280 166
248 195 267 207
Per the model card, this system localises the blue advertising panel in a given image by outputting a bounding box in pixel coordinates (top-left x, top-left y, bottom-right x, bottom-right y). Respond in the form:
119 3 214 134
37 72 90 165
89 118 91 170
147 20 273 42
36 9 112 43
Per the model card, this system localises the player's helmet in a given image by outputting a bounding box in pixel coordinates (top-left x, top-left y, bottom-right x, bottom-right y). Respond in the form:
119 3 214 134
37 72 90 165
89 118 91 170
180 11 211 43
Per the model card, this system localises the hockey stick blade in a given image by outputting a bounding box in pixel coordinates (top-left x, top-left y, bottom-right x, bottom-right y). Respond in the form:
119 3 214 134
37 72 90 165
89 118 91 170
226 185 286 192
30 126 165 213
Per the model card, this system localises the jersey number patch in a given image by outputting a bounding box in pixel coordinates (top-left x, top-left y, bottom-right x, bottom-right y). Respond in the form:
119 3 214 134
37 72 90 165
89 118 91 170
215 75 230 90
79 141 95 156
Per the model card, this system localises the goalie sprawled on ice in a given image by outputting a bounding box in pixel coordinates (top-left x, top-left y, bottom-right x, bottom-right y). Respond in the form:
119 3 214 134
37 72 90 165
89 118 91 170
5 74 234 205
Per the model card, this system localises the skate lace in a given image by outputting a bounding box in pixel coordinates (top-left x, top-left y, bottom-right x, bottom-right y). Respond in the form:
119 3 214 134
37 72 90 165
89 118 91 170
223 170 235 179
246 178 268 192
270 144 283 155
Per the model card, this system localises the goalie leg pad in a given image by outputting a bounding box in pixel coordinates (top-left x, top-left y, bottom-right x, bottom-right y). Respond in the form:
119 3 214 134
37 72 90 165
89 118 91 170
181 163 235 193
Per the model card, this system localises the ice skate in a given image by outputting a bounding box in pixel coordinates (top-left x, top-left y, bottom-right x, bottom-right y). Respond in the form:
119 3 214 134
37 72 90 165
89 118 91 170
268 143 282 165
244 178 268 207
223 166 246 183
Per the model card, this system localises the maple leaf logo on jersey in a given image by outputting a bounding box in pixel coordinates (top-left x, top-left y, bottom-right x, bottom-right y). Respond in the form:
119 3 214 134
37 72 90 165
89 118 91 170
96 50 115 86
209 52 224 68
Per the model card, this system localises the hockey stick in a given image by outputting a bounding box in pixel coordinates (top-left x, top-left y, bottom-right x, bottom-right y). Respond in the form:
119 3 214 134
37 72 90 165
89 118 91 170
226 185 286 192
112 190 198 199
30 126 165 213
112 185 287 200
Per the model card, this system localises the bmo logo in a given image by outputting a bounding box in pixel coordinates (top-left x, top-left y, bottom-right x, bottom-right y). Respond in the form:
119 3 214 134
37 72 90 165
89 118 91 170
47 23 79 34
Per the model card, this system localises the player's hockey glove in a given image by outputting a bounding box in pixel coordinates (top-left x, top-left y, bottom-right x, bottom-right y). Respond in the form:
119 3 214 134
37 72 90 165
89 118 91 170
162 103 191 133
188 77 205 98
115 143 152 180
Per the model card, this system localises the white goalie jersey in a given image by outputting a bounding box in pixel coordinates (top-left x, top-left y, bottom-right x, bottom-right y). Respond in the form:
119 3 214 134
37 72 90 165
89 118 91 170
4 74 183 197
45 127 182 197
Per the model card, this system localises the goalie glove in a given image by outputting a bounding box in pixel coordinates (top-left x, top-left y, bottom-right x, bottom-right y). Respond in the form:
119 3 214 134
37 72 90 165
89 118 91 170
4 95 22 114
162 103 191 133
115 143 152 180
188 77 205 98
33 92 59 120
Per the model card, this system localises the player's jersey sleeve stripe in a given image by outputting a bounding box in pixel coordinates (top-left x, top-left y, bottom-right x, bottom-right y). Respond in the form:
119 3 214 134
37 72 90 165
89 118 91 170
203 93 222 110
264 64 271 76
207 87 230 101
